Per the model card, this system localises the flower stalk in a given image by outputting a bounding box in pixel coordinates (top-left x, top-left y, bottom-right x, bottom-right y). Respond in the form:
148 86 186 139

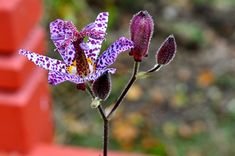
86 84 109 156
107 61 140 119
147 64 162 73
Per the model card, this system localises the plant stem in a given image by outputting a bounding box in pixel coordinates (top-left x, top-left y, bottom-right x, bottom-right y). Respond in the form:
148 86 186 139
86 84 109 156
103 117 109 156
86 84 95 98
146 64 161 73
97 105 108 156
107 61 140 119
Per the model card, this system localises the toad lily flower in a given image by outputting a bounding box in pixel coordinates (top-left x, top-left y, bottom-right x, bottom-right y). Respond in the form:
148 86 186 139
19 12 134 85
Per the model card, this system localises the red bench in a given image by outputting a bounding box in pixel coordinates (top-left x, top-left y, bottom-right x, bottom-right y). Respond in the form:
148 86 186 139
0 0 42 52
27 144 147 156
0 26 46 90
0 69 53 153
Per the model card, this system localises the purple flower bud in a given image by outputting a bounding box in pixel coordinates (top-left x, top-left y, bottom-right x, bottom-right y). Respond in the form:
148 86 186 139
129 11 154 62
156 35 176 65
92 71 111 100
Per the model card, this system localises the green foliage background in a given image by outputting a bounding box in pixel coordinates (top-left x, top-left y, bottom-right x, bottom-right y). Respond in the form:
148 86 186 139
43 0 235 156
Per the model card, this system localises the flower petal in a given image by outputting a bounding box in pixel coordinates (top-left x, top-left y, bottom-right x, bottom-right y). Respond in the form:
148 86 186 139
48 68 116 85
80 22 105 40
96 37 134 70
50 19 78 65
48 71 85 85
85 68 116 82
84 12 109 61
48 71 68 85
19 49 68 73
68 68 116 84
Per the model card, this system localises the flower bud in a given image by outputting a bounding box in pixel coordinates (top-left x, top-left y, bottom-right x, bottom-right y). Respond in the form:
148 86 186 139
129 10 154 62
92 71 111 100
156 35 176 65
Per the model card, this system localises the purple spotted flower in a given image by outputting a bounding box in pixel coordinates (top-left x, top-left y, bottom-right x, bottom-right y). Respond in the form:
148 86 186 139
19 12 134 85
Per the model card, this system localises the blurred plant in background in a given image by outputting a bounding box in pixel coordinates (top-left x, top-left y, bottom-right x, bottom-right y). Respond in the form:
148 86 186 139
42 0 235 156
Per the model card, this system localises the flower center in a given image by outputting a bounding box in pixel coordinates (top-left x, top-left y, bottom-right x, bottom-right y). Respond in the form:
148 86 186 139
67 61 77 74
66 59 95 75
87 57 96 73
72 39 90 76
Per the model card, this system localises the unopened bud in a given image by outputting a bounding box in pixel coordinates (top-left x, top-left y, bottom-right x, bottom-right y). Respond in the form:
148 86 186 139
156 35 176 65
92 71 111 100
129 10 154 62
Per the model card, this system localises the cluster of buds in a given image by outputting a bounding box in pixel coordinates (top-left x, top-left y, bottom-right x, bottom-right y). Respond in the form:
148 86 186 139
92 10 177 104
129 10 177 68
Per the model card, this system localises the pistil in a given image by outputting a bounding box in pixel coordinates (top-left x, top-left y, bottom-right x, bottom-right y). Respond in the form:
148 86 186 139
73 39 90 76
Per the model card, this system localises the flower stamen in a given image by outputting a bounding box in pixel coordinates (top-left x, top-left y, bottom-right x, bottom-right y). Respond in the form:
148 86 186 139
87 58 96 73
66 60 77 74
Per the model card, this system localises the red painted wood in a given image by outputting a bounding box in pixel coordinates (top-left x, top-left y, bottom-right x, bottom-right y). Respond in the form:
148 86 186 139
28 145 147 156
0 68 53 153
0 0 42 52
0 26 45 91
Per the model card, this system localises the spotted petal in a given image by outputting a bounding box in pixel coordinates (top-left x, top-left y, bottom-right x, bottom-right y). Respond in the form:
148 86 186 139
80 22 105 40
50 19 78 65
84 12 109 61
19 49 68 73
96 37 134 70
67 68 116 84
48 68 116 85
48 71 70 85
84 68 116 82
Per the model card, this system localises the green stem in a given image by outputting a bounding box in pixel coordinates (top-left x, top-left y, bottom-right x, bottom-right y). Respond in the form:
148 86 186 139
107 61 140 119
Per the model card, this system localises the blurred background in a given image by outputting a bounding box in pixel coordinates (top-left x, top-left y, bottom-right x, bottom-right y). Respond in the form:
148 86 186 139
43 0 235 156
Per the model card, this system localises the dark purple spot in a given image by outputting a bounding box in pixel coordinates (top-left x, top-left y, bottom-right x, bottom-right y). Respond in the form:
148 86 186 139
69 51 73 55
91 40 95 44
88 53 95 57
